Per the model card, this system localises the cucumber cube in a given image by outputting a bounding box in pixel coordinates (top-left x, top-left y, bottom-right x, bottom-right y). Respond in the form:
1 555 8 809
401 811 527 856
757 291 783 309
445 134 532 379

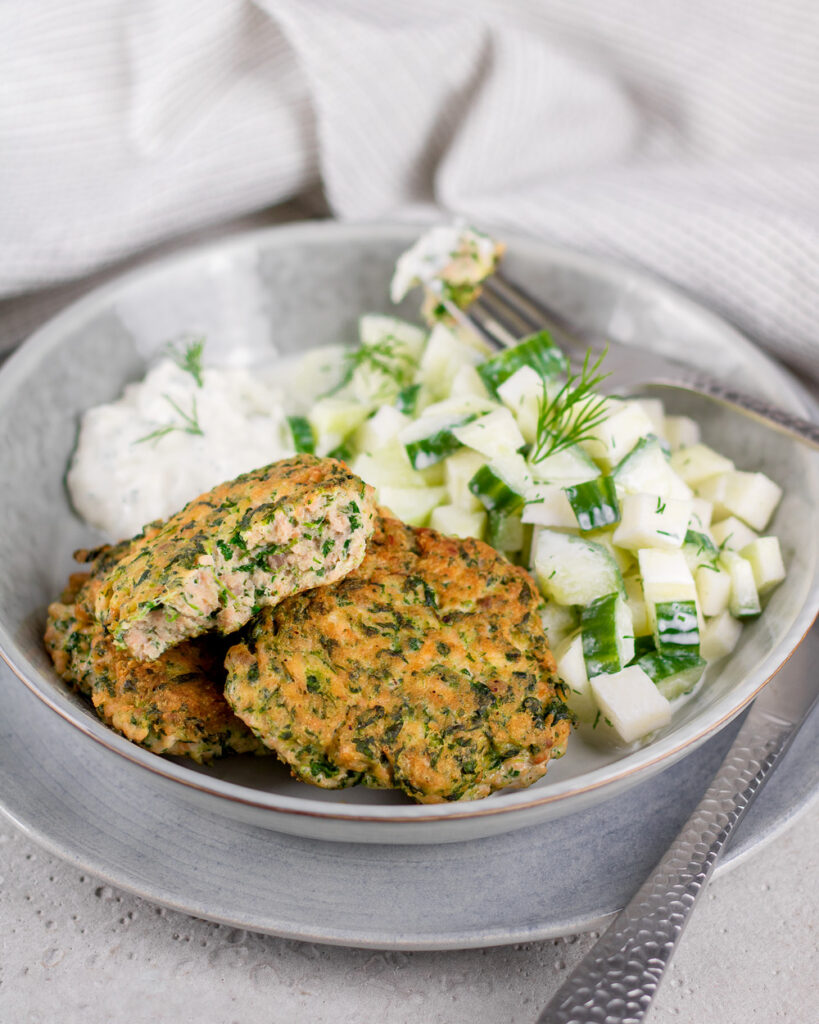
451 407 526 460
695 564 732 617
613 493 692 551
359 314 427 357
521 485 576 528
528 443 600 486
308 398 371 456
720 551 761 618
477 330 568 396
613 436 692 500
582 403 657 470
354 405 411 453
700 610 743 661
721 471 782 531
654 600 700 654
449 363 491 400
419 323 484 400
487 510 525 553
670 444 734 485
624 574 651 637
555 633 597 724
589 666 672 743
496 366 543 444
688 497 714 530
664 415 701 452
539 601 579 649
444 449 486 512
740 537 786 594
378 485 448 527
565 476 621 532
710 516 758 552
533 530 624 606
429 503 487 540
633 399 666 438
351 444 426 490
638 549 698 632
637 650 706 701
693 474 730 519
581 593 635 677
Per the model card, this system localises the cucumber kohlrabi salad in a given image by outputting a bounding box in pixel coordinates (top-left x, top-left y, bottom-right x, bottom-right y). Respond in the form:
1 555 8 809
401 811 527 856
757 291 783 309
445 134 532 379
291 224 786 746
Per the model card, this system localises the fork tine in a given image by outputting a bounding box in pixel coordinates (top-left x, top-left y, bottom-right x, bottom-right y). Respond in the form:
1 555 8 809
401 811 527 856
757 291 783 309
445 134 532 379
439 296 515 350
486 273 575 337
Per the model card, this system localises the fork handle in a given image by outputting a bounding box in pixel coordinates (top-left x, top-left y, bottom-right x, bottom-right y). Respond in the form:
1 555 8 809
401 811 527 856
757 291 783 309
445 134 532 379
647 369 819 450
535 699 805 1024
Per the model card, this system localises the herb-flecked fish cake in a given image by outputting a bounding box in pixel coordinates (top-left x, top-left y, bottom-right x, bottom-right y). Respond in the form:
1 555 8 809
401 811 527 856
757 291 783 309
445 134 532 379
45 574 265 763
94 456 377 661
224 515 572 803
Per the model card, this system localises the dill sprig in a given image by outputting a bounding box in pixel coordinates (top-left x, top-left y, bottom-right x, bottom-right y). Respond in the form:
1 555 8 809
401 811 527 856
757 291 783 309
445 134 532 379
167 336 205 388
135 394 204 445
324 337 417 398
531 346 611 463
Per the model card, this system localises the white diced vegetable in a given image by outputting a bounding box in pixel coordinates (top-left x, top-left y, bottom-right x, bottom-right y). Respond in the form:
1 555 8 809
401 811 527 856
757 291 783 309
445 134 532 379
688 497 713 530
695 564 732 617
638 549 698 632
451 407 525 460
613 436 692 500
590 531 636 575
429 503 487 540
528 444 600 486
741 537 786 594
710 516 758 552
720 551 761 618
533 530 624 606
496 366 542 444
539 601 579 649
581 593 635 676
449 363 491 400
582 403 657 470
359 314 427 356
351 443 426 490
693 474 730 520
419 323 484 399
720 471 782 531
633 398 666 438
624 575 651 636
378 485 448 527
664 415 701 452
308 398 370 456
444 449 485 512
700 610 743 661
670 444 734 485
590 666 672 743
555 633 597 724
354 405 410 453
613 494 692 551
521 485 577 528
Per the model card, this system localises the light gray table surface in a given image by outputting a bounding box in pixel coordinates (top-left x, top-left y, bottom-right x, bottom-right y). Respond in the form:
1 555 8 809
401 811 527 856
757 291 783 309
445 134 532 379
1 209 816 1024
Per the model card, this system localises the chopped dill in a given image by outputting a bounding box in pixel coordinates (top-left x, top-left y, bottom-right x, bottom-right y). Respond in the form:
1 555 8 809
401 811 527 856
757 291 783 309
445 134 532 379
135 394 204 445
167 336 205 388
531 346 611 463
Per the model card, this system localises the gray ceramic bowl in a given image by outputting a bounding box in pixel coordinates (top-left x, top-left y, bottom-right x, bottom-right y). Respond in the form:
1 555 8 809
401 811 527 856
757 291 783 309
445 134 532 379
0 221 817 844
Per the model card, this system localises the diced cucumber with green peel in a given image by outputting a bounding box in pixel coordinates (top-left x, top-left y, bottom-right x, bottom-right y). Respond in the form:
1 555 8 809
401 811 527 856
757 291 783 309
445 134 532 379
399 412 477 469
308 398 371 456
444 449 486 512
429 503 487 540
612 435 692 500
587 530 636 575
565 476 621 532
350 444 428 490
287 415 315 454
740 537 786 594
539 601 579 650
477 330 568 396
469 458 530 513
581 593 635 677
521 484 576 528
581 402 657 470
613 493 692 551
700 610 743 660
555 633 597 724
378 485 448 527
419 323 485 399
720 551 761 618
637 549 698 633
681 529 720 573
637 650 706 701
624 574 651 636
496 366 543 443
353 405 410 453
449 363 492 400
533 530 625 606
670 444 734 486
528 442 600 486
710 516 757 552
589 666 672 744
694 564 732 618
451 407 526 460
395 384 422 416
487 509 525 553
654 600 700 654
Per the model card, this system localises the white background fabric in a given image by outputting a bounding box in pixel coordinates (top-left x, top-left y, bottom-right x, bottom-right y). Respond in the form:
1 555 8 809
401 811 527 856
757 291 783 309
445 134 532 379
2 0 818 378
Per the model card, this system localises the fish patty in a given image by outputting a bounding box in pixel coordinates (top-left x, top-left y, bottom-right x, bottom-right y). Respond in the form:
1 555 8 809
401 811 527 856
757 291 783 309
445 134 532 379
45 539 265 763
224 515 572 803
94 456 377 660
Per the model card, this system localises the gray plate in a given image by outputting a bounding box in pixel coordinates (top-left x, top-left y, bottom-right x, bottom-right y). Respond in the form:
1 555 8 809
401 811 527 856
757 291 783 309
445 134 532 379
1 628 816 950
0 221 817 844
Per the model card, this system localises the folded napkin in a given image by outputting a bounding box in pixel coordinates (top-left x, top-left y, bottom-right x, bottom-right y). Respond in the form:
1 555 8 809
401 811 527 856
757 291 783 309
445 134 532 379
2 0 818 379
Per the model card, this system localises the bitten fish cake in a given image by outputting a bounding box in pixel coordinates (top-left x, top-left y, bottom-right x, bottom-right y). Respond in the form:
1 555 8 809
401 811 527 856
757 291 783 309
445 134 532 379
225 515 572 803
94 456 377 661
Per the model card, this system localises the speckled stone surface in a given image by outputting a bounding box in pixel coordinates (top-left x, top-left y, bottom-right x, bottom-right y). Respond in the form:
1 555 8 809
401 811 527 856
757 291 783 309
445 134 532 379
0 806 816 1024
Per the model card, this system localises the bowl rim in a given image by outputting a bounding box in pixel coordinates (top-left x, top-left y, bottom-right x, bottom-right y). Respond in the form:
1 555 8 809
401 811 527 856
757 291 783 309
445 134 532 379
1 218 818 827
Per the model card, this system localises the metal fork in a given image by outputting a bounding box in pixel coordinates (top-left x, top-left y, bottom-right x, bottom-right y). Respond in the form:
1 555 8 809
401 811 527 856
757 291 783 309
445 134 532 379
442 273 819 449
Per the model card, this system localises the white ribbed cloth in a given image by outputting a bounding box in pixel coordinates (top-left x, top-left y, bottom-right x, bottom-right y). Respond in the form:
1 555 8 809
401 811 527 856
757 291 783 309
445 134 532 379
2 0 818 377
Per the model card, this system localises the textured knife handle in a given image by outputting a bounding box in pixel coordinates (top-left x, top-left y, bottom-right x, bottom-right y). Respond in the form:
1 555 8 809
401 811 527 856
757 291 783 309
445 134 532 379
652 370 819 450
536 705 800 1024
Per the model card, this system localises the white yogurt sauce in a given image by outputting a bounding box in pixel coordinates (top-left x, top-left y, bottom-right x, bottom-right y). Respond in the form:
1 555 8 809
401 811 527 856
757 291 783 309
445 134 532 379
68 358 298 539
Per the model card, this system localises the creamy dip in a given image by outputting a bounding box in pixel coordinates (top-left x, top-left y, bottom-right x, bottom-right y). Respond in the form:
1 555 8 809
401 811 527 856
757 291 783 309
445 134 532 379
390 221 500 303
68 358 296 539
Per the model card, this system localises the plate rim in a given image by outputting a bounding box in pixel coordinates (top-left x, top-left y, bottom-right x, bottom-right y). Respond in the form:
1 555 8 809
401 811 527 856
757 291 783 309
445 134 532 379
1 218 818 829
